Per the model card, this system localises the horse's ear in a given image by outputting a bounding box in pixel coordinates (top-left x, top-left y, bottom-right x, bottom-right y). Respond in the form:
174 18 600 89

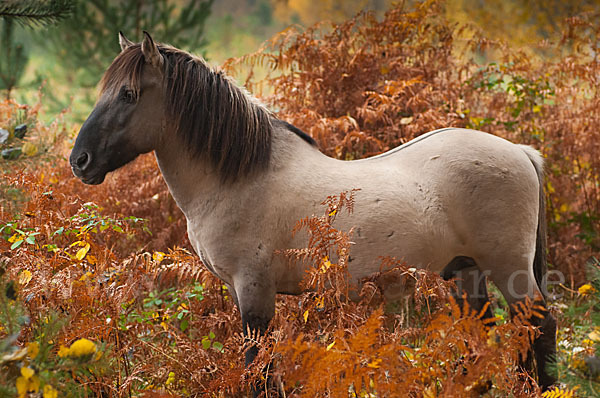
141 31 163 69
119 31 134 52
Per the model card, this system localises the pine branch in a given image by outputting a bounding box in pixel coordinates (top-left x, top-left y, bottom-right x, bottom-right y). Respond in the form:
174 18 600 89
0 0 74 28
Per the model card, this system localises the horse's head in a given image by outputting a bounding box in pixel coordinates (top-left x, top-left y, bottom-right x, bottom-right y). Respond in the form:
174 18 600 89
70 32 165 184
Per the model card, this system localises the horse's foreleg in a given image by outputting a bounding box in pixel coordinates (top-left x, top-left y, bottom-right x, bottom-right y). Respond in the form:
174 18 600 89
233 277 276 396
242 310 272 366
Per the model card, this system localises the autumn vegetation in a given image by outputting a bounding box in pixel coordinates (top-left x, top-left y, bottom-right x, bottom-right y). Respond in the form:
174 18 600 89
1 1 600 397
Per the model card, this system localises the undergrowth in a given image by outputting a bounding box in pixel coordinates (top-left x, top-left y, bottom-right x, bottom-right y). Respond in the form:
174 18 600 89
1 0 600 396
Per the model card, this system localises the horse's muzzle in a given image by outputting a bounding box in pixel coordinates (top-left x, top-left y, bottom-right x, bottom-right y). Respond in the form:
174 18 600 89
69 151 105 185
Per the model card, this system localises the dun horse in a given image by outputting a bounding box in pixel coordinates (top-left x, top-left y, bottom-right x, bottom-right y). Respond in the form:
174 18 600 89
70 32 557 391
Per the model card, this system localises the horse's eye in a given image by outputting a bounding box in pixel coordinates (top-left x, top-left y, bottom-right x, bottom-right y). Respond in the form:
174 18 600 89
120 89 136 104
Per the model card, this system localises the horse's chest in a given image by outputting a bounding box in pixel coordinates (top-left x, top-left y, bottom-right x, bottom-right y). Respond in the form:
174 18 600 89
187 227 235 284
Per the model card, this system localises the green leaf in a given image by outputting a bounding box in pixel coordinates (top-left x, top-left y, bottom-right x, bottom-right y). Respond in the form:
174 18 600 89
10 239 23 250
212 342 224 352
44 244 58 252
180 319 189 332
201 337 210 349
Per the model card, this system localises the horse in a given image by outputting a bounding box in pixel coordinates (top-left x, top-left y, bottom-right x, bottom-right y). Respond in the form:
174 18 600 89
69 31 557 392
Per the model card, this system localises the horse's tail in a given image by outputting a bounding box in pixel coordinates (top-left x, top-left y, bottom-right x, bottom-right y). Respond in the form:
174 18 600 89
519 144 548 299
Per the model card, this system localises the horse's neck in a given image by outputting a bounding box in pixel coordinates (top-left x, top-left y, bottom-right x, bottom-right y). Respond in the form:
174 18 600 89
153 126 320 221
153 133 223 219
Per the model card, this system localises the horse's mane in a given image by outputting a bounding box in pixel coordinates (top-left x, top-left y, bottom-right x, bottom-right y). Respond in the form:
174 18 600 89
100 43 313 181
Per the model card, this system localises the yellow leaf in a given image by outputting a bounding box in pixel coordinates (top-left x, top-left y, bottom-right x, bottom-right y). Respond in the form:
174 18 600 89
29 375 40 393
43 384 58 398
20 366 34 379
57 345 69 358
27 342 39 359
75 243 90 261
21 142 38 157
578 284 596 295
326 341 335 351
303 310 309 323
160 321 168 331
68 338 96 357
559 203 569 213
589 330 600 342
8 233 19 243
29 375 40 392
18 270 32 286
367 358 382 368
166 371 176 385
16 376 28 395
153 251 165 263
320 257 332 273
533 105 542 113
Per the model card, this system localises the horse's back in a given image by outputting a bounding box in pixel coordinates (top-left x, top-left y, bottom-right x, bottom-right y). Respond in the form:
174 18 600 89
322 128 542 279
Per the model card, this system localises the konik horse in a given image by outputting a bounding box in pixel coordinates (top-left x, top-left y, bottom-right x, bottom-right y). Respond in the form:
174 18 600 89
70 32 557 393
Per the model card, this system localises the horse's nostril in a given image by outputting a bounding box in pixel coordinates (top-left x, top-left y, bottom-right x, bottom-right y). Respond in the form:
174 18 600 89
75 152 91 170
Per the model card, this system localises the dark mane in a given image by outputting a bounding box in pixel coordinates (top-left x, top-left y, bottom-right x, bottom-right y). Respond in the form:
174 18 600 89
100 43 276 181
273 119 317 147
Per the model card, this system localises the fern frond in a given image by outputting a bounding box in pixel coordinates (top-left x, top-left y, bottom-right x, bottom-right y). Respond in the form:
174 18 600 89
541 386 578 398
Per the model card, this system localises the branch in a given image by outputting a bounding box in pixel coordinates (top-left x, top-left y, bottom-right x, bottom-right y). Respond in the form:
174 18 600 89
0 0 75 28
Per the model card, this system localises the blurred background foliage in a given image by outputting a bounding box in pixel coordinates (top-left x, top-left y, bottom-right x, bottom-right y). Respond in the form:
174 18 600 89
2 0 599 121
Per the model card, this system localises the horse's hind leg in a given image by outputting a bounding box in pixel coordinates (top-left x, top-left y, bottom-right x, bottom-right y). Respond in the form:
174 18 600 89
442 257 494 321
480 259 557 390
530 303 557 390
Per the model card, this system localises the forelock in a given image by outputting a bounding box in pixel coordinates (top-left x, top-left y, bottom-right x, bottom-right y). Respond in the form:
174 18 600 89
100 44 146 97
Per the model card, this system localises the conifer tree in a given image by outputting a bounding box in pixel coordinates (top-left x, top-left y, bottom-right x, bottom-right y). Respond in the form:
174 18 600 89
0 0 74 98
45 0 214 89
0 19 27 99
0 0 74 27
